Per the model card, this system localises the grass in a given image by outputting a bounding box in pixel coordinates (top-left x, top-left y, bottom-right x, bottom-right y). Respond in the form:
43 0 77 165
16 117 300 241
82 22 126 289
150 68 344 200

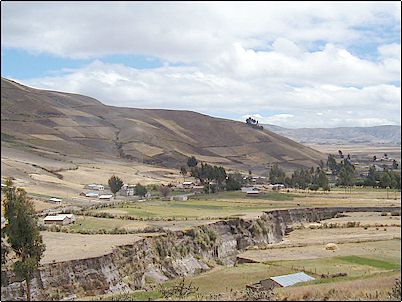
89 290 161 301
163 263 293 294
191 190 296 201
270 256 398 279
338 256 401 270
68 216 148 232
94 198 295 219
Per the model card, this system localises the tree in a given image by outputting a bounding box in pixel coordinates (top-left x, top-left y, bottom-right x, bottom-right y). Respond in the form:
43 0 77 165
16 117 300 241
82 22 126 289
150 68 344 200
248 170 253 184
226 173 243 191
337 163 355 193
158 185 171 198
317 170 329 191
327 154 338 175
187 156 198 168
380 173 392 199
2 178 45 301
365 165 377 187
180 166 187 182
108 175 123 197
214 166 227 191
269 163 285 184
319 160 325 169
134 183 147 197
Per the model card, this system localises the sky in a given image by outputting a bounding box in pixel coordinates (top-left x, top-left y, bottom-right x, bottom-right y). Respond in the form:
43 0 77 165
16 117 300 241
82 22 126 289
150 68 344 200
1 1 401 128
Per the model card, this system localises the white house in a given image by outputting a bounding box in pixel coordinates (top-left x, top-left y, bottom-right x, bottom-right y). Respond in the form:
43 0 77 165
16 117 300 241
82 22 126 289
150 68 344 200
242 186 259 193
182 181 194 188
48 197 62 203
270 184 285 190
87 184 104 191
99 194 114 201
44 214 76 225
170 194 189 201
246 189 260 195
64 214 76 223
120 184 136 196
85 192 99 197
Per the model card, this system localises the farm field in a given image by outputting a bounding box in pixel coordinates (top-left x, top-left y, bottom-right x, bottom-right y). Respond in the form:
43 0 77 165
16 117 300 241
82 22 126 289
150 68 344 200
67 215 218 233
240 239 401 263
92 198 296 220
40 231 143 264
88 189 400 222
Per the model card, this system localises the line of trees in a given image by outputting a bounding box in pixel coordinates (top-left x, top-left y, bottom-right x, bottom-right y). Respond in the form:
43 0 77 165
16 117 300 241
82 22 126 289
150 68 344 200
183 156 247 193
285 167 330 191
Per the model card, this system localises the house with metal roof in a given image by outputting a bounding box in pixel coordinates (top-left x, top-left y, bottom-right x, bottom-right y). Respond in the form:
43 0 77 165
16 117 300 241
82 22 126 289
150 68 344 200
99 194 114 201
247 272 315 291
44 214 76 225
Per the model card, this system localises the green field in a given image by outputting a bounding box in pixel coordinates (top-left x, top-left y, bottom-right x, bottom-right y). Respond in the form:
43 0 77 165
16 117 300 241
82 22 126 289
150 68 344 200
68 216 149 232
269 255 400 278
338 256 401 270
163 263 293 294
94 198 296 219
190 190 296 201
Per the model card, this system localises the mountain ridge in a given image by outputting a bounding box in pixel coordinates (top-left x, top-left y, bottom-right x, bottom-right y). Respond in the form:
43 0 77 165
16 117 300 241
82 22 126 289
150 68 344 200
1 77 325 173
262 123 401 146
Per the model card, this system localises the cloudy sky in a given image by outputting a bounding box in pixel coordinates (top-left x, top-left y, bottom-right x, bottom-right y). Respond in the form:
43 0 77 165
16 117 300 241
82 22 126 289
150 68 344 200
1 1 401 128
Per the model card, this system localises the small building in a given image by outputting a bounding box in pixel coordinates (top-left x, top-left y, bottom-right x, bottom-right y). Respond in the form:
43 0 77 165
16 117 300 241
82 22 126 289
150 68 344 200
191 185 204 193
246 189 260 195
48 197 62 203
44 214 76 225
64 214 76 224
87 184 104 191
247 272 315 291
270 184 285 190
120 184 136 196
99 194 114 201
85 192 99 198
241 186 258 193
252 176 268 184
170 194 189 201
182 181 194 188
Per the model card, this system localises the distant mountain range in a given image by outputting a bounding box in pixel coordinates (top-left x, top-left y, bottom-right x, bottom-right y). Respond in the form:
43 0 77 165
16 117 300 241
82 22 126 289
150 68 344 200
262 124 401 145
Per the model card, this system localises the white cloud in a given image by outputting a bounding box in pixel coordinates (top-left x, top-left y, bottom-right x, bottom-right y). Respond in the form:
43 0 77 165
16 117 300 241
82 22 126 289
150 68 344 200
1 2 400 61
17 49 401 128
2 1 401 128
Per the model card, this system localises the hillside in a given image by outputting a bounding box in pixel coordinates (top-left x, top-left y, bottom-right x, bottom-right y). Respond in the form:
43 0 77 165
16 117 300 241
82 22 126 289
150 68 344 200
1 78 324 174
263 124 401 146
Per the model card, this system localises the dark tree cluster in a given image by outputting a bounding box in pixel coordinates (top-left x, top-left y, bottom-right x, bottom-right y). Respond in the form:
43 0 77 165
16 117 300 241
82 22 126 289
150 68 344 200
285 166 329 191
191 162 227 192
364 165 400 190
185 156 247 193
269 163 286 184
245 117 264 130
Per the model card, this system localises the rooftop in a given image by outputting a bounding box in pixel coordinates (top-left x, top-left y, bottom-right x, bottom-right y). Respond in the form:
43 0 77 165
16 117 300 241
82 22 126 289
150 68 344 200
270 272 315 287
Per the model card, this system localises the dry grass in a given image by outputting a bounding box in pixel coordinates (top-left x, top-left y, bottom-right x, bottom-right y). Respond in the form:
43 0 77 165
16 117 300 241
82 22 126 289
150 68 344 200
40 231 142 264
276 271 401 301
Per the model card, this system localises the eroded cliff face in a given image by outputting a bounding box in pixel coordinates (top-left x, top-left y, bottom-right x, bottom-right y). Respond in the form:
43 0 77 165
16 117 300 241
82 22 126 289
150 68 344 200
1 206 399 301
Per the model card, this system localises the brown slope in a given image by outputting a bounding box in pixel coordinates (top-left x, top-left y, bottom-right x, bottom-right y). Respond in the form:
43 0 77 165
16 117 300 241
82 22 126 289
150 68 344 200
1 77 325 172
